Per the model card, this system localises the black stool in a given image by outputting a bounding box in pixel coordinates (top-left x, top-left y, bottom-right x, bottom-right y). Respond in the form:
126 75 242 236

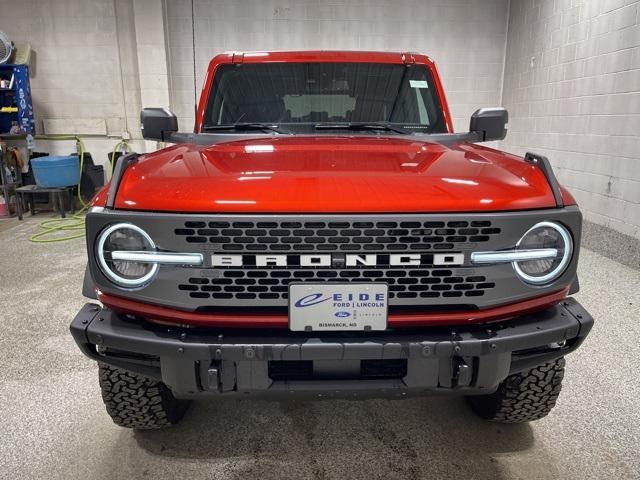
16 185 74 220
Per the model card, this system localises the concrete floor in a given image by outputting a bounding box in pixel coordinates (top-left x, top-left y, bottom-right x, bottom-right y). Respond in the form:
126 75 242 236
1 216 639 480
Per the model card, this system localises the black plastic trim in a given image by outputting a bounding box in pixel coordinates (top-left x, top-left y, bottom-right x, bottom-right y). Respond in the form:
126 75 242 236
525 152 564 208
105 152 139 209
569 277 580 295
163 131 484 146
82 264 97 299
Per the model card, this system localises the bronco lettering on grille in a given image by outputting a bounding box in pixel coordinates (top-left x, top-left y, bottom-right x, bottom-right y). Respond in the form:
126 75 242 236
210 253 464 268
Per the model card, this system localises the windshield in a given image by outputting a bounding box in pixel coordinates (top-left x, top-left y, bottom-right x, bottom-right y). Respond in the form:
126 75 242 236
203 62 447 134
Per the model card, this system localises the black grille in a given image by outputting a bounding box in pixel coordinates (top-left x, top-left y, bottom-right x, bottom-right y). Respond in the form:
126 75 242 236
174 217 499 305
174 220 501 252
178 269 495 301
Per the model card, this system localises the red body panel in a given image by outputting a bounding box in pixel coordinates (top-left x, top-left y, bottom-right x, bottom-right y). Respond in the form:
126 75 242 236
91 186 109 207
114 137 559 213
91 50 577 327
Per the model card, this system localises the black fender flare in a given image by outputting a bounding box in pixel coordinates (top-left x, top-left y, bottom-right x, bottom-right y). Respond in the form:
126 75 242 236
82 264 97 299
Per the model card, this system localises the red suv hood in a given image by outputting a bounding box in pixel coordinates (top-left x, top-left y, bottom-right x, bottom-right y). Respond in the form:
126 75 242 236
114 136 559 213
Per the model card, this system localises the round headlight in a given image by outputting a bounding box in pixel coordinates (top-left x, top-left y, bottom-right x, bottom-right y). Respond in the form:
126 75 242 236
97 223 158 288
513 221 572 285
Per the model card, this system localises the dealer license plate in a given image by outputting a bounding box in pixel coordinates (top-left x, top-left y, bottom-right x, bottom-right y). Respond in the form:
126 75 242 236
289 283 388 332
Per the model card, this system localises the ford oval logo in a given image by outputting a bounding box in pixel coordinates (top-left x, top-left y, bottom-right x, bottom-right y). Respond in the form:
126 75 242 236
335 311 351 318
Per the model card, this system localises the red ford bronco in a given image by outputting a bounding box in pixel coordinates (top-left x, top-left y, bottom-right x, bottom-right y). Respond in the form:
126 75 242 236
71 51 593 429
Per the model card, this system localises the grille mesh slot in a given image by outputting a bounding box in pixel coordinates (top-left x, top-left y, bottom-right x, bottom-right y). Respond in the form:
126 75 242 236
178 270 495 301
174 220 501 252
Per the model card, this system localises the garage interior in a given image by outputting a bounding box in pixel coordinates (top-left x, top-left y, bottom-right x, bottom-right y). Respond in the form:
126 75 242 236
0 0 639 479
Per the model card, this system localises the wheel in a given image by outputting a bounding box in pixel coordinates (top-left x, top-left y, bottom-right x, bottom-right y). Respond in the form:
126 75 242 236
466 358 565 423
98 363 191 430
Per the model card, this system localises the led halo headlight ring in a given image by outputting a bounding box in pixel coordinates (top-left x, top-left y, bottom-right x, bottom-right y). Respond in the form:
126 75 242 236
512 221 573 285
97 223 159 288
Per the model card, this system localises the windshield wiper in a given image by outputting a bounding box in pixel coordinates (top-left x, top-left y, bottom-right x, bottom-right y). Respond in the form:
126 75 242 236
202 123 290 134
314 122 408 135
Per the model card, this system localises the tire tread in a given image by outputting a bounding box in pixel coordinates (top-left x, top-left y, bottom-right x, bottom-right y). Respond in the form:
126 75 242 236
467 358 565 423
98 363 189 430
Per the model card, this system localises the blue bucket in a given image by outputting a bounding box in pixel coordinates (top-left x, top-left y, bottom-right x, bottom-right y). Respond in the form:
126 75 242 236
31 155 80 188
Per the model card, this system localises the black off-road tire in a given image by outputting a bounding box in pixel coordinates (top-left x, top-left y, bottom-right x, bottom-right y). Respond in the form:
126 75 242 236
466 358 565 423
98 364 190 430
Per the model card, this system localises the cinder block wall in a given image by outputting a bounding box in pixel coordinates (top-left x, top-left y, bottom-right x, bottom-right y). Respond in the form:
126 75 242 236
165 0 509 133
500 0 640 238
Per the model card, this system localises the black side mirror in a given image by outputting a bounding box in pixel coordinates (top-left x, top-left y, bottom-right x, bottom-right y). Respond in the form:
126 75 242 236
469 108 508 142
140 108 178 141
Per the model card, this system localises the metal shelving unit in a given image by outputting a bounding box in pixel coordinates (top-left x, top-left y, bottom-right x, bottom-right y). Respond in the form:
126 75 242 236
0 64 32 217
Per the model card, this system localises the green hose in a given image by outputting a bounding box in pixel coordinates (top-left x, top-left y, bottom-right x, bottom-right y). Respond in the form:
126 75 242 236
110 139 132 175
28 214 86 242
27 136 130 243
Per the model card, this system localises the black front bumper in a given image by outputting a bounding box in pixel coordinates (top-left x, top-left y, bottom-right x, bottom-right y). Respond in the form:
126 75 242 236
70 298 593 399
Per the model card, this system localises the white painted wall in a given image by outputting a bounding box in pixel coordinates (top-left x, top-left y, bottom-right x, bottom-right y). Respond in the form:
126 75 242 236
500 0 640 238
0 0 146 176
164 0 510 133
